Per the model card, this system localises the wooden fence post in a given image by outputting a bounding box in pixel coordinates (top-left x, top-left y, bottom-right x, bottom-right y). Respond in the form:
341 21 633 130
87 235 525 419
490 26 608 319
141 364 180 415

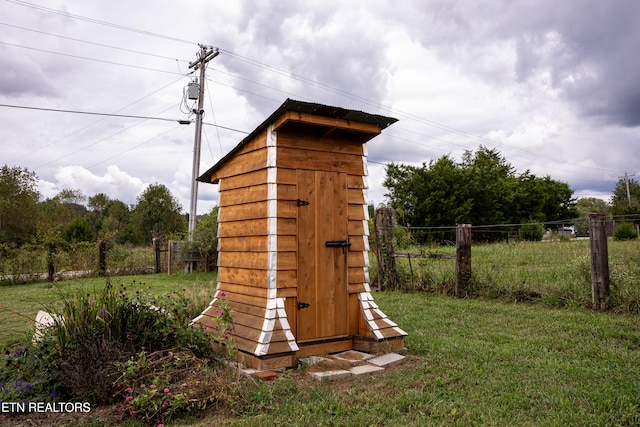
98 239 107 277
456 224 472 297
375 207 396 290
153 238 161 274
589 213 610 310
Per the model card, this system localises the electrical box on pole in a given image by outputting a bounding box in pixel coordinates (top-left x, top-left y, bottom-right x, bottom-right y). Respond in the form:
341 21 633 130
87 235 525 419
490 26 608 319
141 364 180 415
187 81 200 100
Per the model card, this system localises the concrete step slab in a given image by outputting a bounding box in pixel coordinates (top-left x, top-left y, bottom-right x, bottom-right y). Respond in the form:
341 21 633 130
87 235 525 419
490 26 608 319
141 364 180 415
331 350 374 364
367 353 405 368
350 364 385 376
309 370 352 381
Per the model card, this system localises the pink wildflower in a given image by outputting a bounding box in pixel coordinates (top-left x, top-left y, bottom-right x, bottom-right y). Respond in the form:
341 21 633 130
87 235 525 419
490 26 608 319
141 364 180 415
162 401 169 408
125 387 133 393
219 291 227 297
150 384 156 389
125 396 133 401
140 384 146 388
164 388 170 393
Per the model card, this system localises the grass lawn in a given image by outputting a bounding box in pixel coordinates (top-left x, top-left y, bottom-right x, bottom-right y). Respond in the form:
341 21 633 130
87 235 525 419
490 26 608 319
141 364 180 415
2 273 640 426
187 293 640 427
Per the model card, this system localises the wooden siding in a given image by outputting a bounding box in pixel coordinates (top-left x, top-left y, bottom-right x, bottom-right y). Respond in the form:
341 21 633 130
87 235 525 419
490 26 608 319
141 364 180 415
194 108 405 362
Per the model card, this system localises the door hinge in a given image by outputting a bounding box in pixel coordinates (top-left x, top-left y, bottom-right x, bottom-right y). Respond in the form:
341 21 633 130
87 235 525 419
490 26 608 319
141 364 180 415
296 199 310 207
297 301 310 310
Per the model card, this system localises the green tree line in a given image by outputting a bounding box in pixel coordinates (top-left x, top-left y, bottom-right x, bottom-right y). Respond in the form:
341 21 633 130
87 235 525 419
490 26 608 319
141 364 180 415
0 164 217 250
383 146 633 241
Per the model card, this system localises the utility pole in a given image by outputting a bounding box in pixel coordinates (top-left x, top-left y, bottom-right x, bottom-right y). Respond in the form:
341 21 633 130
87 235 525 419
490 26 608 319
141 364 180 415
186 45 219 272
619 172 635 206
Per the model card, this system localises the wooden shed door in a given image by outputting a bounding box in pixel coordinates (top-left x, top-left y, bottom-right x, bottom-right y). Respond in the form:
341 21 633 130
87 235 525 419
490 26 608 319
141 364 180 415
296 169 349 342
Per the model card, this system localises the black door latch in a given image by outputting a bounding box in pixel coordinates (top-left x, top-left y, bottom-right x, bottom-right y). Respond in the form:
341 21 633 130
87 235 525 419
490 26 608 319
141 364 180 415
325 239 352 253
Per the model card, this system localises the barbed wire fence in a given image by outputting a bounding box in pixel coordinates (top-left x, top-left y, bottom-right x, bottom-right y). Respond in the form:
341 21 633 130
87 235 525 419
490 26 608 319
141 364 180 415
372 207 634 312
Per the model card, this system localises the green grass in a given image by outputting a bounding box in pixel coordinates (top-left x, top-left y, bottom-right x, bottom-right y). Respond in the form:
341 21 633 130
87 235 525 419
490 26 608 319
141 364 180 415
0 271 218 351
391 239 640 312
174 292 640 426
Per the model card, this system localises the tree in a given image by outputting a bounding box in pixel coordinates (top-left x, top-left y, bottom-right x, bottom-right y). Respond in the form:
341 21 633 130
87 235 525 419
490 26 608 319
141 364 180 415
461 146 514 226
131 183 186 243
574 197 610 236
611 177 640 219
0 165 40 246
192 206 219 270
383 147 577 242
101 199 135 243
87 193 110 237
62 217 94 243
36 189 88 244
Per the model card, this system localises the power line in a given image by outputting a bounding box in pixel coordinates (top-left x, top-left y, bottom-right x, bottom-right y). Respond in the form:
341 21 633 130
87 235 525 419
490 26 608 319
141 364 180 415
0 103 186 123
5 0 197 46
0 41 185 76
6 77 187 164
0 21 191 64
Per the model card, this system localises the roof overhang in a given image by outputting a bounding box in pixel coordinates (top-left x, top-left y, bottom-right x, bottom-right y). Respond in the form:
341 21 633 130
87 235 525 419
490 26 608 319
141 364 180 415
197 98 397 184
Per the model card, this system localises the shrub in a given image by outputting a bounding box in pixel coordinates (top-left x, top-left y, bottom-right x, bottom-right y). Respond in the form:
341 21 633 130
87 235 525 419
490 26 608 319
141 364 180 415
613 222 638 241
0 281 222 406
520 222 545 241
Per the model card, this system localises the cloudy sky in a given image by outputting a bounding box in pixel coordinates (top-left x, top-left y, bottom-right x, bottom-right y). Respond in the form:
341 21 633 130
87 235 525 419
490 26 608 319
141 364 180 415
2 0 639 217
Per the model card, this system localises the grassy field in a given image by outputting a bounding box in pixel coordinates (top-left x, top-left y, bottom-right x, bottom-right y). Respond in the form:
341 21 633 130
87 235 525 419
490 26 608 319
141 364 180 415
390 239 640 312
1 240 640 425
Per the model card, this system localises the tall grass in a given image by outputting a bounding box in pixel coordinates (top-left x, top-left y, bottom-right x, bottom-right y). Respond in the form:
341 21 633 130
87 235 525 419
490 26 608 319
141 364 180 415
0 243 154 283
388 239 640 313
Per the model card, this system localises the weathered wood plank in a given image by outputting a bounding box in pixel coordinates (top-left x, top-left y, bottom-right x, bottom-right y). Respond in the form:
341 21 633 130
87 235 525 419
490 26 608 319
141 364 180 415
347 204 366 220
219 184 269 206
348 283 366 294
347 188 365 204
219 169 268 192
277 168 297 185
217 218 297 236
348 219 366 236
276 147 364 175
219 252 268 270
348 251 366 268
208 148 268 183
347 174 366 189
218 202 268 222
349 294 360 335
348 267 365 284
278 201 297 219
218 236 269 252
277 184 297 200
217 282 269 298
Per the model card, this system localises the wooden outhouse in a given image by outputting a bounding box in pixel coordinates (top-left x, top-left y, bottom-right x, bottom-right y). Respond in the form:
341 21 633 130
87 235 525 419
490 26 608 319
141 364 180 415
192 99 406 370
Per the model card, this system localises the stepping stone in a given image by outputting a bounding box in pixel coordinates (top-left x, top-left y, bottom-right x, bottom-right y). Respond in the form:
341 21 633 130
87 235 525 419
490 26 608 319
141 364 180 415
350 364 385 376
309 370 351 381
331 350 373 364
367 353 405 368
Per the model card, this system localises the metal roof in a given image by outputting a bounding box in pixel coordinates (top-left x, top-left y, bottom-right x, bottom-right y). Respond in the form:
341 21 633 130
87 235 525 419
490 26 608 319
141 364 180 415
197 98 398 183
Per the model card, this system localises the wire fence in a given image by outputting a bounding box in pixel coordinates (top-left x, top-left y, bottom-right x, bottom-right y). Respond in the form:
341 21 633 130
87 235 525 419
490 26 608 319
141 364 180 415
373 209 640 313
